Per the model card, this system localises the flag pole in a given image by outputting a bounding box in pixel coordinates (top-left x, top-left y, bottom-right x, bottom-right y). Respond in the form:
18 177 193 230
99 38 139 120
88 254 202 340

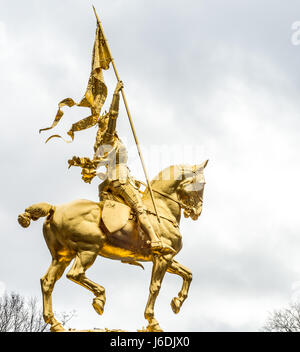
92 6 161 223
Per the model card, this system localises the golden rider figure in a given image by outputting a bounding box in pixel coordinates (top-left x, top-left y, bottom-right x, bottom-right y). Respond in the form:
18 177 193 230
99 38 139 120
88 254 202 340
70 81 175 255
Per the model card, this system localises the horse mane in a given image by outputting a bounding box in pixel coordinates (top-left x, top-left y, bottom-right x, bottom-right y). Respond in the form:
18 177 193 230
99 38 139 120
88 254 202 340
151 164 195 183
143 164 194 198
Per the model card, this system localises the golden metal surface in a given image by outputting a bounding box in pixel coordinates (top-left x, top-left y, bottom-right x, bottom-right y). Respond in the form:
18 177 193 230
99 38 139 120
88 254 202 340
18 7 208 332
18 163 207 331
102 200 131 233
40 15 111 142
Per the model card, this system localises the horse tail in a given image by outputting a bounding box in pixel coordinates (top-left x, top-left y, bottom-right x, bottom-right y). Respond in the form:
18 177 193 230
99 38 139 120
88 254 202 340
18 202 55 228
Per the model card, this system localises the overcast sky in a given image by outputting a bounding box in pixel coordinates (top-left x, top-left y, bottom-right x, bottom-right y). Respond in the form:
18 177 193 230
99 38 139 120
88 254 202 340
1 0 300 332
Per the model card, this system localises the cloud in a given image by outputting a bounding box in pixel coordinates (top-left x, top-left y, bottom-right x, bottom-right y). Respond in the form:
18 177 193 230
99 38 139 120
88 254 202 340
1 0 300 332
0 281 6 297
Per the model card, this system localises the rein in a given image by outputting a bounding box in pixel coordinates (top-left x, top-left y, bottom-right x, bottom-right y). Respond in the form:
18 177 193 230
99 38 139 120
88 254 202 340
139 180 187 209
146 209 179 228
140 180 203 213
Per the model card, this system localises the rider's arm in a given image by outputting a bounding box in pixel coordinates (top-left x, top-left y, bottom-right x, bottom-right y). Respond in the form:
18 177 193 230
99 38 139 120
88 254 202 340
103 81 123 144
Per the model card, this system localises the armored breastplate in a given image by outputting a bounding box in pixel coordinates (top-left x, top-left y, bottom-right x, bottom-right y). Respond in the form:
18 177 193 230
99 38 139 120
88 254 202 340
96 138 129 184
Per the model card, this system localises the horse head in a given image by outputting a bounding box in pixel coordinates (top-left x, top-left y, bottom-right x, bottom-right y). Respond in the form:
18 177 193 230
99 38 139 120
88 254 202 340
177 160 208 221
145 161 208 222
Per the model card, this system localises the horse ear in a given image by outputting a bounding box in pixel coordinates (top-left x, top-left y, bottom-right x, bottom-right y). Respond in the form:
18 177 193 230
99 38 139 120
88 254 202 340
196 160 208 170
202 159 209 168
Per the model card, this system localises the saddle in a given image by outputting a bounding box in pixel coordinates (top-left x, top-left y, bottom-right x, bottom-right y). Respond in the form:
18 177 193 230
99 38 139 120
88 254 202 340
98 180 134 232
101 200 131 233
99 179 179 233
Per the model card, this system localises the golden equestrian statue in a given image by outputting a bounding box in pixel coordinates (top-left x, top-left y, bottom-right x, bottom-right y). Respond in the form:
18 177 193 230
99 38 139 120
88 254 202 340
17 8 208 332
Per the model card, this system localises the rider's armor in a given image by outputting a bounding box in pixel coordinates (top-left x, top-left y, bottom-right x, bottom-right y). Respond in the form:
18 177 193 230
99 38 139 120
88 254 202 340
94 91 142 212
94 85 174 255
94 92 129 185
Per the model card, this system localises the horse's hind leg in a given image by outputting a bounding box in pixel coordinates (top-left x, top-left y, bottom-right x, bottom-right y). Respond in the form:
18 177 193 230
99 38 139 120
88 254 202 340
167 259 192 314
66 250 106 316
41 258 71 332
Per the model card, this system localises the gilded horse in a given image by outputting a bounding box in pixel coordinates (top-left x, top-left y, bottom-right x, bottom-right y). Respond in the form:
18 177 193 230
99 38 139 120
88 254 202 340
18 161 208 332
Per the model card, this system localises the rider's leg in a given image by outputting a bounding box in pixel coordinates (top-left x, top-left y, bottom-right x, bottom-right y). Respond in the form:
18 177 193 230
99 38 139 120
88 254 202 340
138 211 163 247
113 181 175 255
137 211 175 255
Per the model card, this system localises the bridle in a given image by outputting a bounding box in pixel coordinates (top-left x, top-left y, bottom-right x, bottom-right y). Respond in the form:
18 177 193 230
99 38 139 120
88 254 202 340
138 167 205 227
139 171 204 214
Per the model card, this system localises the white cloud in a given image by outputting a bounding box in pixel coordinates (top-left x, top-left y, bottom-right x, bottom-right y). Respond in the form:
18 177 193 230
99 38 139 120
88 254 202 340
0 281 6 297
1 0 300 332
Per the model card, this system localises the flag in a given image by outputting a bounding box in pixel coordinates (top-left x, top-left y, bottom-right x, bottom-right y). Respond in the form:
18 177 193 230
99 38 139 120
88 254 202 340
40 22 112 142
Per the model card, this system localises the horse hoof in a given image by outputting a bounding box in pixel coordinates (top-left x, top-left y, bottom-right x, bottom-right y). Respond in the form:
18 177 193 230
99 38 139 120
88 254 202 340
93 297 105 315
146 322 163 332
50 322 65 332
171 297 181 314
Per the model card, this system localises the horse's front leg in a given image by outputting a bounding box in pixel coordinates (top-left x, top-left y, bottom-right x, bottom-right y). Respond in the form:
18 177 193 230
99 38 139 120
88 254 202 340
144 255 171 332
167 259 192 314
